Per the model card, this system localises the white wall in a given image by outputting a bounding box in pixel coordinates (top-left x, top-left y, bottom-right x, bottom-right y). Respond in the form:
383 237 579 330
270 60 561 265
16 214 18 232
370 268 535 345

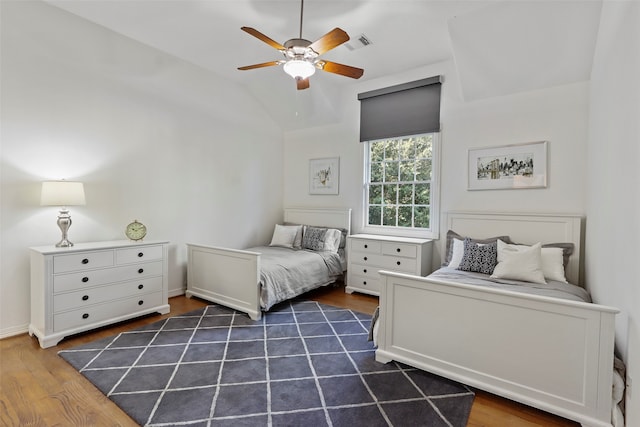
284 60 590 269
0 1 284 338
587 1 640 422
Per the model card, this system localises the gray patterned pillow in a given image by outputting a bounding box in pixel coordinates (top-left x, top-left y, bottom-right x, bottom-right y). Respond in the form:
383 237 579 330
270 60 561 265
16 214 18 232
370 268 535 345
302 226 327 251
458 238 498 274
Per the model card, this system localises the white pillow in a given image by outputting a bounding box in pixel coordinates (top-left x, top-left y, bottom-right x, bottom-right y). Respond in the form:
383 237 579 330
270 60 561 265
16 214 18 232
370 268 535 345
323 228 342 253
447 238 465 268
497 240 568 282
269 224 298 248
491 240 546 284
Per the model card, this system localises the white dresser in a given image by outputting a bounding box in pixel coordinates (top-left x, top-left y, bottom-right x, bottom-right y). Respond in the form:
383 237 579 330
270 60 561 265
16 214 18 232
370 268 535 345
29 240 170 348
346 234 432 296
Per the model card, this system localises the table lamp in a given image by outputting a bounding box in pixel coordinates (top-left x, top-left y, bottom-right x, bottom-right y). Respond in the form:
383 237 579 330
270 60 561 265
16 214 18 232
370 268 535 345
41 181 86 247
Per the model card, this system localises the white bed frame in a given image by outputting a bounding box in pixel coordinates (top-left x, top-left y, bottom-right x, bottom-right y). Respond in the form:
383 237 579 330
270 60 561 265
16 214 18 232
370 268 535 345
375 212 619 427
186 207 351 320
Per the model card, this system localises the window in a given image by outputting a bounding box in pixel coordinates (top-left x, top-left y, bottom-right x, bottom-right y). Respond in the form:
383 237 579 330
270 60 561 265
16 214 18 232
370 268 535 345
358 76 442 239
363 133 439 238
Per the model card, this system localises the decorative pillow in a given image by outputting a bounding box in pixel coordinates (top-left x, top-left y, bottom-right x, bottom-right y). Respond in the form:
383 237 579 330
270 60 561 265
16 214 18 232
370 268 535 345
302 226 327 251
283 222 304 249
491 240 546 284
444 230 512 267
269 224 298 248
498 240 572 282
457 238 498 275
323 228 342 253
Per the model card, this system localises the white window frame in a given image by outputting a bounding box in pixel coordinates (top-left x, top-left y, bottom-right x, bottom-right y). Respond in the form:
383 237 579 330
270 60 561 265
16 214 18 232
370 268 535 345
361 132 440 240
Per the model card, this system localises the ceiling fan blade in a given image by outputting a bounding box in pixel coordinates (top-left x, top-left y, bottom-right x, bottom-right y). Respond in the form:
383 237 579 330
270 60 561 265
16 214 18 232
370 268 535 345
296 77 310 90
319 61 364 79
241 27 286 51
238 61 282 71
308 27 350 55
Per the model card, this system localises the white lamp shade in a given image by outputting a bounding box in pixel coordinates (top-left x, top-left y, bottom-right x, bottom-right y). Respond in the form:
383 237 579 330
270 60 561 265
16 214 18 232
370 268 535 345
283 60 316 79
41 181 86 206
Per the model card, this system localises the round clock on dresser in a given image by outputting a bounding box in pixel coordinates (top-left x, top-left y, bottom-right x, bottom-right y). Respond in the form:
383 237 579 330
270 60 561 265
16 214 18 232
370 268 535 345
125 220 147 241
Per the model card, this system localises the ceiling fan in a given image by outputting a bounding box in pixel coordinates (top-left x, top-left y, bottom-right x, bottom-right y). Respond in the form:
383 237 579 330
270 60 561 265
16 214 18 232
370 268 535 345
237 0 364 90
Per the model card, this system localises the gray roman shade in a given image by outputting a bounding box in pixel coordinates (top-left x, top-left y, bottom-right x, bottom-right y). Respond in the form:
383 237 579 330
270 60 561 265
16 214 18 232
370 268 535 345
358 76 442 142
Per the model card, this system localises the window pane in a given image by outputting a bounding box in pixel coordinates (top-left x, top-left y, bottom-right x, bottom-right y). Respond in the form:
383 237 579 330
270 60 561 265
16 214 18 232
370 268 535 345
385 140 399 160
416 135 432 158
368 205 382 225
384 161 399 182
371 141 385 162
415 206 430 228
399 138 415 159
371 162 383 183
369 184 382 204
398 184 413 204
399 161 415 181
398 206 413 227
415 183 430 204
415 159 432 181
383 205 397 226
383 184 397 205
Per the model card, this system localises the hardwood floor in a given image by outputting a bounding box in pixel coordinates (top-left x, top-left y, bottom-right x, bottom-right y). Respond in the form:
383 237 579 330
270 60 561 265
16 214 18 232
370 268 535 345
0 285 579 426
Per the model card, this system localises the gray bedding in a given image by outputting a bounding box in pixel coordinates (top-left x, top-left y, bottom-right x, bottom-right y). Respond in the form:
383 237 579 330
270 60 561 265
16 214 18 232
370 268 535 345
248 246 344 311
430 267 592 303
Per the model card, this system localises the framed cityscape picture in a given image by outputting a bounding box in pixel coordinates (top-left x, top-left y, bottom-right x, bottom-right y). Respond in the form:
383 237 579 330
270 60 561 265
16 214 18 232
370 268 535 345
468 141 548 190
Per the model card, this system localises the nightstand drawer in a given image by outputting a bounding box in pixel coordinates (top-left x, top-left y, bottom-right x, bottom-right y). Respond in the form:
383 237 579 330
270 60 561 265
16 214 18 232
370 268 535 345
53 276 163 313
54 292 164 332
381 242 417 258
116 245 164 264
53 261 164 293
348 274 380 293
54 251 114 273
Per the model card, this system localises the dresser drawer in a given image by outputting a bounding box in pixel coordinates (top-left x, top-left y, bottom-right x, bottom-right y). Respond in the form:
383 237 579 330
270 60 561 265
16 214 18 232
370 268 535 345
116 245 164 264
53 276 163 313
53 251 114 273
381 242 417 258
54 292 164 332
348 274 380 293
53 261 164 293
350 253 417 273
350 239 382 253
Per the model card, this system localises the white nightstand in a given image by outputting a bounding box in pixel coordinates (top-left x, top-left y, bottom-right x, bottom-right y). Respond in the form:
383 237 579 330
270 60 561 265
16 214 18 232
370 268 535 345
29 240 170 348
346 234 432 296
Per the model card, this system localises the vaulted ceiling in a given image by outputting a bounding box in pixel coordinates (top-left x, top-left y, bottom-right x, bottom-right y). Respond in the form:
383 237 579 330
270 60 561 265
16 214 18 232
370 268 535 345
45 0 602 131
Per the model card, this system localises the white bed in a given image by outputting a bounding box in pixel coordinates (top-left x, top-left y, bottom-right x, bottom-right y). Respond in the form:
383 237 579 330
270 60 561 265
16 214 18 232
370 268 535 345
374 212 619 427
186 207 351 320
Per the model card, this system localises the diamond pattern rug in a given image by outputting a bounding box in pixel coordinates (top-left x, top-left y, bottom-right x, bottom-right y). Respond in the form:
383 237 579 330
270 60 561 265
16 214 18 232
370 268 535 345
59 299 474 426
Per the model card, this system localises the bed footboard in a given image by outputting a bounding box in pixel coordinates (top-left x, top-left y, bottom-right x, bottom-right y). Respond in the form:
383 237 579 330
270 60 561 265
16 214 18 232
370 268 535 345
186 244 262 320
376 270 619 427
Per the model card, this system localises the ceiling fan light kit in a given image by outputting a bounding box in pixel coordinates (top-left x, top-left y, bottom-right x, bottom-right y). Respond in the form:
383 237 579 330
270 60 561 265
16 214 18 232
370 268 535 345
237 0 363 90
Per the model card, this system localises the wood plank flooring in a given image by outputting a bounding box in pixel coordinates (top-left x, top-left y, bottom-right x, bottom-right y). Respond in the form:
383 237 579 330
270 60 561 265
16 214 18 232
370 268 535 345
1 284 579 426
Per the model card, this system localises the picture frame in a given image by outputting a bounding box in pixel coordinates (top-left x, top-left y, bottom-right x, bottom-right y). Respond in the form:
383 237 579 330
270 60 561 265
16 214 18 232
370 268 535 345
309 157 339 195
468 141 548 190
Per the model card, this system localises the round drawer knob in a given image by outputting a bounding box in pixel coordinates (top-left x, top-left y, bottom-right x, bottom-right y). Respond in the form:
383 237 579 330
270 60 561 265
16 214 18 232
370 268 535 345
363 281 367 285
138 284 144 290
138 300 144 306
397 261 401 266
82 277 89 283
82 313 89 319
364 244 368 249
82 295 89 301
81 258 89 264
363 269 367 273
396 248 401 253
138 268 144 274
138 252 144 257
363 257 368 261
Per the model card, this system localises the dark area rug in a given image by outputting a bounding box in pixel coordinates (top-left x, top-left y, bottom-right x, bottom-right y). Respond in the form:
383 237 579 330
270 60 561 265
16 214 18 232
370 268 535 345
59 299 474 426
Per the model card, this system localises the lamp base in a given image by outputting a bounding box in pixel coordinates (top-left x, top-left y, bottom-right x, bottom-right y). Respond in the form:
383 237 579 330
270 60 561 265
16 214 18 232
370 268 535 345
55 208 74 248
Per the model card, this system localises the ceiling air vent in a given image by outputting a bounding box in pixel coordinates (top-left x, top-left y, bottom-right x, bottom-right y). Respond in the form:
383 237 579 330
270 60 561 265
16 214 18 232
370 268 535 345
344 34 372 51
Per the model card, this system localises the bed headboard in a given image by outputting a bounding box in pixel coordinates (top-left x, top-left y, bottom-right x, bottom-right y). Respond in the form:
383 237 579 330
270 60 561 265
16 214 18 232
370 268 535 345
284 207 352 235
445 211 583 286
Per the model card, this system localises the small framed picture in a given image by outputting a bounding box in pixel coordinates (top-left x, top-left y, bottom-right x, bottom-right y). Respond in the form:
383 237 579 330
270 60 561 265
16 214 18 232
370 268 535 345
309 157 339 195
468 141 548 190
